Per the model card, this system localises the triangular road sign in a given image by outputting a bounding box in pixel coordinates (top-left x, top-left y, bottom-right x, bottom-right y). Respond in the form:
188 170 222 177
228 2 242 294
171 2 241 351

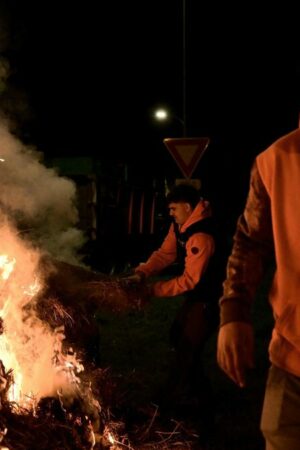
163 137 210 178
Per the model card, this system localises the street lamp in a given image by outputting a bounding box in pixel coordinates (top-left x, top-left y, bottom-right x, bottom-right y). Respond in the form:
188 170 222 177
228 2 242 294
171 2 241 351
153 108 185 134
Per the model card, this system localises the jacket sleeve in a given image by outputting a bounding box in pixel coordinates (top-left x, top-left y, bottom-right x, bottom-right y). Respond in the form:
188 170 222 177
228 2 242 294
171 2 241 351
220 160 274 325
152 232 215 297
135 224 177 278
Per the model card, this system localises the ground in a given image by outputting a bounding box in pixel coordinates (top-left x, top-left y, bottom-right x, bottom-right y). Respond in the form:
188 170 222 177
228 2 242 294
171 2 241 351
95 272 273 450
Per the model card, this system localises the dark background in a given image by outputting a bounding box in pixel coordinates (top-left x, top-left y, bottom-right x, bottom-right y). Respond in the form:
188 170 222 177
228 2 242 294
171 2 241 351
4 3 299 152
1 0 300 266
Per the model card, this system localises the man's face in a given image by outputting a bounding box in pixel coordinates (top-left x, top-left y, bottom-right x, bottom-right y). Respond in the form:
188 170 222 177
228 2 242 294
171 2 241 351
168 202 193 225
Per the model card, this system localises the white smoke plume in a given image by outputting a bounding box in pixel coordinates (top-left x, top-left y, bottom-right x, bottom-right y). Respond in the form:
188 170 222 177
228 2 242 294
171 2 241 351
0 121 88 403
0 9 92 411
0 121 86 263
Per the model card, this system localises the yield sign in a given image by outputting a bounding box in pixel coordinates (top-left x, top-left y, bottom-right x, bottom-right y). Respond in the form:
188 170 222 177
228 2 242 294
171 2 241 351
163 137 210 178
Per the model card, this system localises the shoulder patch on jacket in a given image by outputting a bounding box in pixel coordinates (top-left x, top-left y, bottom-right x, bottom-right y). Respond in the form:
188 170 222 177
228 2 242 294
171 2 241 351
191 246 199 254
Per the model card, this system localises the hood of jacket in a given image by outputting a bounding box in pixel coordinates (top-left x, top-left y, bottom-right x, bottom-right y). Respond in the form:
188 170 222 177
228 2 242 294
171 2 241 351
179 199 212 233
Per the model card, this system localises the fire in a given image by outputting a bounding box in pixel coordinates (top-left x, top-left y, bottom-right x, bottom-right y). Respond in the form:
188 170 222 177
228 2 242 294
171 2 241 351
0 255 16 280
0 125 130 448
0 221 84 407
0 220 126 448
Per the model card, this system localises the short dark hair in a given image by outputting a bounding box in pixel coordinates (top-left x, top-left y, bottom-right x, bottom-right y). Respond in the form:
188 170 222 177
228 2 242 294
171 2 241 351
166 183 200 209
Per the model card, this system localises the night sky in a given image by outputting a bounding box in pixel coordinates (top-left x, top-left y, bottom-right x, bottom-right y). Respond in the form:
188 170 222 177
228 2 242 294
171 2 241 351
1 1 300 216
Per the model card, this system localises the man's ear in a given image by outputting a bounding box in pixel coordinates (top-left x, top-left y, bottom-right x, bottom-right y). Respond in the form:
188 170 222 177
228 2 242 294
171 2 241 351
184 203 192 214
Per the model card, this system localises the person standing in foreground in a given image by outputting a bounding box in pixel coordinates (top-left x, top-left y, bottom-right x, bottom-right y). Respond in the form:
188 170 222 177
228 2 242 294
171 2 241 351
217 128 300 450
128 183 222 427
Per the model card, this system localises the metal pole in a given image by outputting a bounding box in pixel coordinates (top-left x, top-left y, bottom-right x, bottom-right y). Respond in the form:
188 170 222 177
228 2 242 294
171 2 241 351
182 0 187 137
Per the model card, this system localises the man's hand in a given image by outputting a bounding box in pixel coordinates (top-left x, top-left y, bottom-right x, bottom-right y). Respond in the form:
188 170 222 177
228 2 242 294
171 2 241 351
123 273 143 283
119 270 146 286
217 321 254 388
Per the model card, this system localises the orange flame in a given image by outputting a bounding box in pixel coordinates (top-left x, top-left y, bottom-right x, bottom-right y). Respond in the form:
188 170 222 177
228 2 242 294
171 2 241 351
0 221 83 408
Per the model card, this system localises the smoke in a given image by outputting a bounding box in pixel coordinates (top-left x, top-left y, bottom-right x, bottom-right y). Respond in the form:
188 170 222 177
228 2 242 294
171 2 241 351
0 6 91 407
0 5 85 262
0 116 88 402
0 121 86 263
0 118 89 405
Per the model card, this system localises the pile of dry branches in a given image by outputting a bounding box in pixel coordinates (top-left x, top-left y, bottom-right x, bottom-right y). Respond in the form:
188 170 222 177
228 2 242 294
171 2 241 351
0 259 203 449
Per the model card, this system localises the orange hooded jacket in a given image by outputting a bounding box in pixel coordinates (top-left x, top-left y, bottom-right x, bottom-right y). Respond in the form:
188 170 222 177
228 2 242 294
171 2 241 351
135 200 215 297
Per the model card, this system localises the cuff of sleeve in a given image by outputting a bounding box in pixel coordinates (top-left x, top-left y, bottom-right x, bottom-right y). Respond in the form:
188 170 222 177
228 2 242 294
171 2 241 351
220 297 252 326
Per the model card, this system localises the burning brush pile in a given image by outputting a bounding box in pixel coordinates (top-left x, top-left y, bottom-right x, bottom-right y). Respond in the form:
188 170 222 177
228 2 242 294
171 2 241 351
0 219 151 450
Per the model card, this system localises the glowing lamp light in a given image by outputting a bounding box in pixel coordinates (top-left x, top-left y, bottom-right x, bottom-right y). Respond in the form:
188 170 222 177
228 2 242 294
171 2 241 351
154 109 168 121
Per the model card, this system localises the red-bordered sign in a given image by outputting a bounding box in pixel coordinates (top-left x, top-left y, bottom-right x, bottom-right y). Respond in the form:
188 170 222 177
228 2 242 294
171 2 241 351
163 137 210 178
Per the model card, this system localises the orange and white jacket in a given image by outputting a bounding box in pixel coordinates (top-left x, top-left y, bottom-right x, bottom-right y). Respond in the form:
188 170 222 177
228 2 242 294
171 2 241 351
135 200 215 297
220 128 300 377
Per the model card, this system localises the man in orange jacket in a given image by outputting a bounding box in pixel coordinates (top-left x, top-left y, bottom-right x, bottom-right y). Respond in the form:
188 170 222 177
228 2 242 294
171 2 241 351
217 128 300 450
128 183 222 427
